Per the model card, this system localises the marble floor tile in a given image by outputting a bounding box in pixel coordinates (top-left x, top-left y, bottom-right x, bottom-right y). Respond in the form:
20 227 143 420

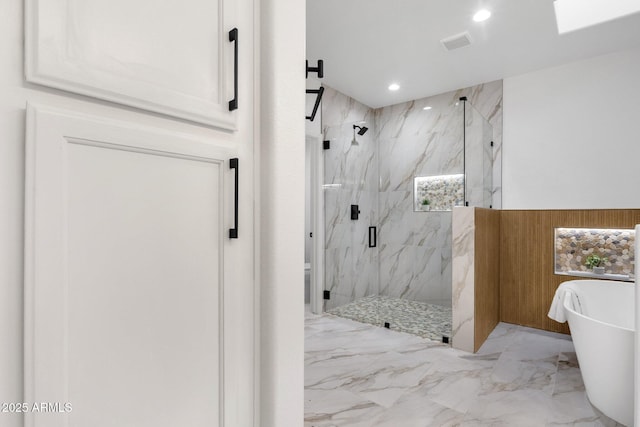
305 314 621 427
367 394 466 427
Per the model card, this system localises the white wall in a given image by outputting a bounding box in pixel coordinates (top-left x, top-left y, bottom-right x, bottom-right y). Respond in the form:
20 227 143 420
260 0 306 425
503 47 640 209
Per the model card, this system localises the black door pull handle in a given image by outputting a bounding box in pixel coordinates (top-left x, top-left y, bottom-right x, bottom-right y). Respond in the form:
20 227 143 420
369 226 377 248
229 158 239 239
228 28 238 111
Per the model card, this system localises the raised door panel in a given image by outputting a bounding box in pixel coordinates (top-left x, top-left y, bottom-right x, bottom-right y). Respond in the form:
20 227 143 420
26 0 237 129
24 104 249 427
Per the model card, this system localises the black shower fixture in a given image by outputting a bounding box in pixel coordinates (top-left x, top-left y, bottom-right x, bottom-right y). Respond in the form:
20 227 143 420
306 58 325 121
353 124 368 135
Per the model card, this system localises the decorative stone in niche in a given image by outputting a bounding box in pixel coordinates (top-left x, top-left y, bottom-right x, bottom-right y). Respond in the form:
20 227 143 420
414 174 464 212
554 227 635 281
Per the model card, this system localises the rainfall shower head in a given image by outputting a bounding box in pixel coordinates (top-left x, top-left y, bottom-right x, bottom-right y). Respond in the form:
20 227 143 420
352 124 368 145
353 125 368 136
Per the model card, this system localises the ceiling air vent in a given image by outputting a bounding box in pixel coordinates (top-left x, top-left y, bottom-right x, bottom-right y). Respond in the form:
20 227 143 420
441 31 473 51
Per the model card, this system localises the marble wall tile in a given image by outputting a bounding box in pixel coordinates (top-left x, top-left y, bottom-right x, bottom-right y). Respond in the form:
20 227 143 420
378 191 415 246
321 81 502 314
456 80 503 209
378 244 416 297
325 247 353 310
412 247 445 302
465 104 489 207
321 86 374 129
374 83 499 309
451 207 475 352
411 211 442 247
482 120 494 207
325 221 351 250
322 87 380 309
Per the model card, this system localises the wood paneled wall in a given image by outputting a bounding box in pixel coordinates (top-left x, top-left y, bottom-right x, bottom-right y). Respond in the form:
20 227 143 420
499 209 640 334
474 208 501 351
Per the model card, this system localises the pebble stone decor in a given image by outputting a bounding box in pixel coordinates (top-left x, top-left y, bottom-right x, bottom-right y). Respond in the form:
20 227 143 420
414 174 464 212
327 295 452 342
555 227 635 279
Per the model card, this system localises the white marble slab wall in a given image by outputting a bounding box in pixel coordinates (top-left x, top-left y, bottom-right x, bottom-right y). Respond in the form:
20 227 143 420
322 87 379 310
461 81 503 209
482 118 494 207
375 82 502 307
375 94 462 306
451 207 476 352
320 82 502 312
464 102 493 208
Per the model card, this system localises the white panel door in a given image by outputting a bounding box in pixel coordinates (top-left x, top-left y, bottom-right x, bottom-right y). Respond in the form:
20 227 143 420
24 104 254 427
26 0 239 129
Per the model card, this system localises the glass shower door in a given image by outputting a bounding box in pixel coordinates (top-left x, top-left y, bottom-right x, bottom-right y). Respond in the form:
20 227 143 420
322 121 380 322
464 102 493 208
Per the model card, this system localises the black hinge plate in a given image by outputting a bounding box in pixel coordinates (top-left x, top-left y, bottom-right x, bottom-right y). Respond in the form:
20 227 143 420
323 140 330 150
323 290 330 300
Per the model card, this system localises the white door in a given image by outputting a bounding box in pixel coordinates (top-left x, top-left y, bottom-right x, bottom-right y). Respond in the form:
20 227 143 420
26 0 241 129
24 104 255 427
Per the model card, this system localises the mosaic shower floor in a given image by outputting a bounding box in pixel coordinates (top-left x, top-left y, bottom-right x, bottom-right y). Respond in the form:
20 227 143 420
327 295 452 342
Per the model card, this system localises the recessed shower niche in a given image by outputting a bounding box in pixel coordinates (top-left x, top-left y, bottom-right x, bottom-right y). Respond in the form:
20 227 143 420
320 87 498 343
414 174 464 211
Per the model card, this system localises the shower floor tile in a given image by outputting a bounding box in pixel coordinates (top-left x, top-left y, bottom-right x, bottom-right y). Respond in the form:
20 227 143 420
327 295 452 342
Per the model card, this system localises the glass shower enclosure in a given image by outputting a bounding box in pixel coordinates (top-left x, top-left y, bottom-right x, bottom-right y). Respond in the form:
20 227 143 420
322 95 493 342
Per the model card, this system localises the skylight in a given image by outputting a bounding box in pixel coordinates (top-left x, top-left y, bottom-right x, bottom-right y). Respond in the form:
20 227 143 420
554 0 640 34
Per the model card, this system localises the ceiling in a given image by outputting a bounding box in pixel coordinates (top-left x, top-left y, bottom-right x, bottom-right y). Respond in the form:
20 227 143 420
306 0 640 108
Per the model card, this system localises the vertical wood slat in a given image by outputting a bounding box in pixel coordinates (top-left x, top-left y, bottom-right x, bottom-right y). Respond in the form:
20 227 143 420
474 208 501 351
499 209 640 334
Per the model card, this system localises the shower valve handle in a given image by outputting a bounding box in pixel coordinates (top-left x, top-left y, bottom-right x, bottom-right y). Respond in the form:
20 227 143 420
351 205 360 220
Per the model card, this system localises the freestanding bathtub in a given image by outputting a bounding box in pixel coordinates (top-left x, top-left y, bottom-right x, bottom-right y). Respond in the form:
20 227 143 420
560 279 635 426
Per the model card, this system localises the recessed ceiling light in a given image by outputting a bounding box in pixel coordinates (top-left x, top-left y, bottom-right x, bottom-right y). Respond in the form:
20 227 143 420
423 106 432 110
473 9 491 22
388 83 400 91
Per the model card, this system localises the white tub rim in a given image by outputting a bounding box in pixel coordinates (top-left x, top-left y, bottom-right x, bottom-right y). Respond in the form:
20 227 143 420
562 280 635 333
